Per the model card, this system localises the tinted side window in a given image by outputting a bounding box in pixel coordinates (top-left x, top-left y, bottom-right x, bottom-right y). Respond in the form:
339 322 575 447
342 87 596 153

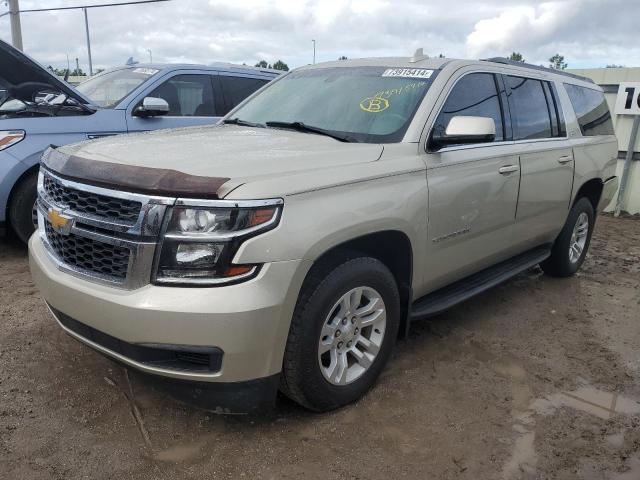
219 76 269 114
549 83 567 137
147 74 216 116
433 73 504 144
564 84 614 136
507 76 553 140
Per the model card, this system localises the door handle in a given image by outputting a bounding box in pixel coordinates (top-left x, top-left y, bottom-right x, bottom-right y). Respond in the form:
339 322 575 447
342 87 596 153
498 165 519 174
557 155 573 164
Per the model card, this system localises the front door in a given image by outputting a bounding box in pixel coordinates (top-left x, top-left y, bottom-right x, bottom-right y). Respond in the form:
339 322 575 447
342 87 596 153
126 73 222 132
423 72 521 291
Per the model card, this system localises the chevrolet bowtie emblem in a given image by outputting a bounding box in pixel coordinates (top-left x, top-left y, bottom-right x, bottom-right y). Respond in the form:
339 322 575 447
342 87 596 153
47 208 74 235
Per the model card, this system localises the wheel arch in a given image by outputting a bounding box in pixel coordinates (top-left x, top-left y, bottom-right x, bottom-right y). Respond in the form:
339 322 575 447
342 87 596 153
572 177 604 212
302 230 413 339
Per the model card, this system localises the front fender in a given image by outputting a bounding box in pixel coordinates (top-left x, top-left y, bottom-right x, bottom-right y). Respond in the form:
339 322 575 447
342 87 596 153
233 170 428 289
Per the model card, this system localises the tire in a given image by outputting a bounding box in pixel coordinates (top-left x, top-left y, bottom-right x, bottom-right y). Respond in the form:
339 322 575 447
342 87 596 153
541 197 595 277
281 256 400 412
8 171 38 244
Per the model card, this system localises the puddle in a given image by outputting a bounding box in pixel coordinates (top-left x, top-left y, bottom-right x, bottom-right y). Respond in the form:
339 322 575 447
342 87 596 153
532 386 640 420
605 432 625 449
609 455 640 480
502 379 640 479
153 441 205 462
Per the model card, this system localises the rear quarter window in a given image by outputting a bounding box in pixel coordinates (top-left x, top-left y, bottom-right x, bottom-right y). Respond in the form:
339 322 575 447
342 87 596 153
219 76 270 114
564 84 614 136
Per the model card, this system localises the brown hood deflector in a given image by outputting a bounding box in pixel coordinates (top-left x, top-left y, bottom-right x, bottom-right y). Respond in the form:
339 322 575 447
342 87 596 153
41 148 229 199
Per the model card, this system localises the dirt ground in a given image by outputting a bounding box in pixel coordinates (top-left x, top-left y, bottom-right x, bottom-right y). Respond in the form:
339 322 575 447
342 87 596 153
1 214 639 480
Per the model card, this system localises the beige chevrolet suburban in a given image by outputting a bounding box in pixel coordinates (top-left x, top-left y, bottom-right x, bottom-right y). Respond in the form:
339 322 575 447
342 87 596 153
29 52 618 412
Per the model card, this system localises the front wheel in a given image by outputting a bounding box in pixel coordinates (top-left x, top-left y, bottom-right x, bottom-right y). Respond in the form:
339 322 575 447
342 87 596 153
8 172 38 244
281 256 400 412
541 197 595 277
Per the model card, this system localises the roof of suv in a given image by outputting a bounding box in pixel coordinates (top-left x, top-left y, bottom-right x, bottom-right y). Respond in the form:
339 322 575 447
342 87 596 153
100 62 281 77
297 54 595 88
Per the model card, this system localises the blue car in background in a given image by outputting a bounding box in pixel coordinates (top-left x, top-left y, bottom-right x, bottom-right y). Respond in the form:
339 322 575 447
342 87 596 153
0 39 279 242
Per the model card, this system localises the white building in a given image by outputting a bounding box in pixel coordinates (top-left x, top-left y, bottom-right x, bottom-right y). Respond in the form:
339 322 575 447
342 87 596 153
569 68 640 214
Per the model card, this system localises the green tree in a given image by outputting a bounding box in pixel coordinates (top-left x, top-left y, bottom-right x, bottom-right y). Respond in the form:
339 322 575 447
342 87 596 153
70 68 85 76
508 52 525 62
271 60 289 71
338 55 348 60
47 65 68 76
548 54 567 70
606 64 624 68
438 53 445 58
254 60 269 68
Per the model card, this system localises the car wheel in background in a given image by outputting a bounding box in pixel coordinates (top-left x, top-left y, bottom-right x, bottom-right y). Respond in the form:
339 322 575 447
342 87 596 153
9 171 38 244
541 197 595 277
281 256 400 412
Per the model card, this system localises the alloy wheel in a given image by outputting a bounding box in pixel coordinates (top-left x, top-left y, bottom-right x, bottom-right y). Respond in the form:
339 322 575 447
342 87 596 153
318 286 387 386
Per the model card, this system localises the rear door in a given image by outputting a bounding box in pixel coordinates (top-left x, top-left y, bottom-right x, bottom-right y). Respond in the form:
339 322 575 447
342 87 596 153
506 75 574 249
423 71 521 291
126 72 223 133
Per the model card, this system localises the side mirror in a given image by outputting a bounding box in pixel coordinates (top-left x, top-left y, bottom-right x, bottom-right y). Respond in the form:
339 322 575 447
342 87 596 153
0 98 28 114
430 116 496 150
133 96 169 117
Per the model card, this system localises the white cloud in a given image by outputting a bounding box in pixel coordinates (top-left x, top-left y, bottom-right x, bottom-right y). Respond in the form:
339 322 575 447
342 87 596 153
466 2 577 58
0 0 637 72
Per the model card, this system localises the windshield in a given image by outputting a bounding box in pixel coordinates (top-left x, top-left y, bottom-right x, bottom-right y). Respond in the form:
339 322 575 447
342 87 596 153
76 67 160 108
230 66 437 143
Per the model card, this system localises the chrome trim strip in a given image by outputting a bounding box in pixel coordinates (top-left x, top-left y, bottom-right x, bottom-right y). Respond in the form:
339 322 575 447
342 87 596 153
175 197 284 208
47 304 223 380
154 266 258 285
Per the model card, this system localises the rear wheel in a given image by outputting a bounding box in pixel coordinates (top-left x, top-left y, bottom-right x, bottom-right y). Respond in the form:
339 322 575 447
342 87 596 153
541 197 595 277
8 172 38 244
281 256 400 412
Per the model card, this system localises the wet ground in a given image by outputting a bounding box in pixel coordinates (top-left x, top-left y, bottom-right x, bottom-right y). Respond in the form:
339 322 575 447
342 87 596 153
1 214 639 480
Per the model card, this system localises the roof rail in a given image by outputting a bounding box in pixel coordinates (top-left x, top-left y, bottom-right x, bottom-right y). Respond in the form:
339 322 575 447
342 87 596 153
480 57 594 84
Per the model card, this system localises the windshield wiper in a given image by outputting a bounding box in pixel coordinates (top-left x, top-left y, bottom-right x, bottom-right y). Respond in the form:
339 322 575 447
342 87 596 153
265 121 355 143
223 117 265 128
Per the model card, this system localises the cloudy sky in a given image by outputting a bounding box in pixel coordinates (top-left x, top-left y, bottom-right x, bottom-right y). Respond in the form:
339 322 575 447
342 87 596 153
1 0 637 73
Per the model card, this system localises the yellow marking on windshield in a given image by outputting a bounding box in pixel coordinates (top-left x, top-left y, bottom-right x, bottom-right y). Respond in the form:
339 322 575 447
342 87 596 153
360 96 389 113
374 81 428 99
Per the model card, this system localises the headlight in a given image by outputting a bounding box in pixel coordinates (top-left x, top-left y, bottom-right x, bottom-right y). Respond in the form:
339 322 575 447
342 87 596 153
153 199 282 286
0 130 25 151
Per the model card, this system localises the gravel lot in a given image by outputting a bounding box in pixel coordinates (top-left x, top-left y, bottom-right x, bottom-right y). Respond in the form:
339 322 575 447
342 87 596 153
1 214 639 480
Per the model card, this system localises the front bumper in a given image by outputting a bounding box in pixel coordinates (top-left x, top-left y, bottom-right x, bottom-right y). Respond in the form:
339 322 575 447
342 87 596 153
29 234 310 387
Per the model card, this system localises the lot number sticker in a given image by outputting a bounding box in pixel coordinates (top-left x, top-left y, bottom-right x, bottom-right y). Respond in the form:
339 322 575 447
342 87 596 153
382 68 434 79
615 82 640 115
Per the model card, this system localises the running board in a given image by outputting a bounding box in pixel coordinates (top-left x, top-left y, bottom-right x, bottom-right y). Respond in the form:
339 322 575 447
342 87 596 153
410 246 551 321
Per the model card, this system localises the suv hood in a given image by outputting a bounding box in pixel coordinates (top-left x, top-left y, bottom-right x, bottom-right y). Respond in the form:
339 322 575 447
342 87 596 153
45 124 384 198
0 39 92 105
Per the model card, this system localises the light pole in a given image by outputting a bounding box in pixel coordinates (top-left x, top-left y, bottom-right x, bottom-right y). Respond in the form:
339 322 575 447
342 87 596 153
83 8 93 75
312 39 316 64
8 0 23 51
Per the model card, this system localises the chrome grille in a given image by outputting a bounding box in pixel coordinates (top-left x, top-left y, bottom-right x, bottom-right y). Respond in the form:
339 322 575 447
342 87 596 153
43 173 142 224
37 168 173 290
45 222 130 279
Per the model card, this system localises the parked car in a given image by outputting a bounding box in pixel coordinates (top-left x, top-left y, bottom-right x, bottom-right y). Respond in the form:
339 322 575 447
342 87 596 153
29 52 618 413
0 40 279 242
